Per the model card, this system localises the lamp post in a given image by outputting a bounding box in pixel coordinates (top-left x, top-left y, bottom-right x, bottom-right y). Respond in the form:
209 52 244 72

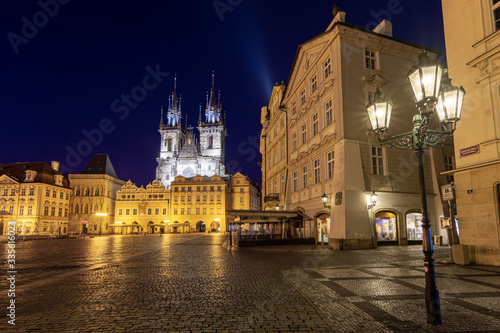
95 212 107 236
366 51 465 326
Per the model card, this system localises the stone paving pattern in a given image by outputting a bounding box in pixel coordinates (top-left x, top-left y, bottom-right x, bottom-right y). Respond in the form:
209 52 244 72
1 234 500 332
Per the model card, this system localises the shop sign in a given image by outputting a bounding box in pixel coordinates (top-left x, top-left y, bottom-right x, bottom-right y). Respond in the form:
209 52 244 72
440 217 451 229
459 145 480 157
81 219 88 224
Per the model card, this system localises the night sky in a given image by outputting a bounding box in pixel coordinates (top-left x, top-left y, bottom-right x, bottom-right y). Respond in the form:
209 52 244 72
0 0 445 187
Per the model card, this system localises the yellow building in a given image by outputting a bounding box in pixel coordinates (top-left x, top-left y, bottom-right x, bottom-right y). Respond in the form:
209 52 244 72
0 161 71 237
228 172 261 211
68 154 125 235
442 0 500 265
113 180 170 234
170 174 227 232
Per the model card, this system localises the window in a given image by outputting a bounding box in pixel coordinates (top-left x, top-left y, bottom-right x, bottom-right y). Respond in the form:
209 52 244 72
217 195 221 201
281 175 285 193
302 165 308 188
187 187 191 192
217 207 221 214
365 49 377 70
300 89 306 106
155 208 159 215
210 208 214 214
325 100 333 126
66 193 69 200
3 189 7 196
133 209 137 215
494 0 500 31
291 132 297 152
280 117 285 129
60 192 64 199
187 196 192 202
167 138 172 151
312 113 318 136
84 205 89 214
311 74 317 93
27 206 32 215
19 206 24 215
293 171 298 192
203 195 207 202
208 136 213 148
444 155 454 183
313 159 320 184
240 188 244 193
46 189 50 197
196 195 200 202
162 208 167 215
203 207 207 214
210 195 214 202
274 149 277 164
20 188 26 196
147 208 152 215
118 208 123 215
51 207 56 216
326 150 334 179
174 208 178 215
52 191 57 198
301 123 307 145
217 186 221 191
64 208 68 217
187 207 191 214
280 142 285 159
10 189 15 196
181 196 185 202
58 207 63 217
196 207 200 214
174 196 178 202
372 146 385 175
323 57 331 79
44 206 49 215
125 208 130 215
8 206 13 214
273 179 277 193
94 204 98 213
85 188 90 196
291 101 297 116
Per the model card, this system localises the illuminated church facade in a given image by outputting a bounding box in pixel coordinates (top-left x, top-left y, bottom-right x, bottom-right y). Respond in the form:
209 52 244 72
156 74 228 188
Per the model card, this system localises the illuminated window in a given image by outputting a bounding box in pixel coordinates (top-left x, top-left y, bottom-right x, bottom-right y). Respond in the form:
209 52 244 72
174 208 178 214
51 207 56 216
311 74 317 93
27 206 32 215
325 100 333 126
125 208 130 215
312 113 318 136
162 208 167 215
203 207 207 214
58 207 63 217
196 195 200 202
19 206 24 215
20 188 26 196
10 189 15 196
196 207 200 214
372 146 385 175
313 159 320 184
217 195 221 201
3 189 7 196
181 196 185 202
53 191 57 198
365 49 377 70
45 206 49 215
210 195 214 201
46 189 50 197
217 207 221 214
133 209 137 215
323 57 331 79
155 208 159 215
174 196 178 202
326 150 334 179
60 192 64 199
187 208 191 214
203 195 207 202
302 165 308 189
187 196 192 202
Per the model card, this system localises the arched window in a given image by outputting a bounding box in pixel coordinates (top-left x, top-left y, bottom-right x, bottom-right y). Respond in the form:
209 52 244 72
208 136 213 149
95 188 99 196
85 188 90 196
75 204 79 214
84 204 89 214
95 204 99 213
167 138 173 151
75 188 80 196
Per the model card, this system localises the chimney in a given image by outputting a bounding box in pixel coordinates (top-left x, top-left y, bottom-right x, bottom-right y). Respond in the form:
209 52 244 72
373 19 393 37
51 161 60 172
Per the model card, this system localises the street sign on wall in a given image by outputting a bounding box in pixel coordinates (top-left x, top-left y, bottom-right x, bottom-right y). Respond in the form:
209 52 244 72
441 184 454 201
459 145 480 157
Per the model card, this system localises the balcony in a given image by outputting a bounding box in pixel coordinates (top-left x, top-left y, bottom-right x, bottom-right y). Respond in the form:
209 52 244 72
264 193 280 203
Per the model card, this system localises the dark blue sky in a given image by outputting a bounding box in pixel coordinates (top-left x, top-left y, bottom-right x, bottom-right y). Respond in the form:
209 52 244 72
0 0 445 186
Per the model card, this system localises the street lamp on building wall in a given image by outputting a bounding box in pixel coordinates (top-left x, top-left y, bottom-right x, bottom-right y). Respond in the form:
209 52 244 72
367 192 378 210
95 212 107 236
365 51 465 326
321 193 331 209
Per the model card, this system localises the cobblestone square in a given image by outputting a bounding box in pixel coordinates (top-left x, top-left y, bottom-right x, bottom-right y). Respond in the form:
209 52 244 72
1 234 500 332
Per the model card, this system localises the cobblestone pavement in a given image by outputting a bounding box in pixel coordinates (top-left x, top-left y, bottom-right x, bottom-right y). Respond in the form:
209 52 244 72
1 234 500 332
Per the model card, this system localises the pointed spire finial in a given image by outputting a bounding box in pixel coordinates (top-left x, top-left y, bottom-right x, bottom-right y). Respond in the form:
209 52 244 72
212 70 215 86
198 103 202 124
160 106 164 127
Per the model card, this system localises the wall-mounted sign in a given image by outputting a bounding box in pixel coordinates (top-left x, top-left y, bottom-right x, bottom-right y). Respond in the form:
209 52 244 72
441 184 454 201
335 192 342 205
440 217 451 229
81 219 88 224
459 145 480 157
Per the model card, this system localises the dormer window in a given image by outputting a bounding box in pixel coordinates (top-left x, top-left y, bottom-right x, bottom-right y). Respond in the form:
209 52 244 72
25 170 37 182
54 174 63 186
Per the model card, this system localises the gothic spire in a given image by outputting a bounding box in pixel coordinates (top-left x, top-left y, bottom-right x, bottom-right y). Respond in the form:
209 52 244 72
198 103 202 125
159 106 164 127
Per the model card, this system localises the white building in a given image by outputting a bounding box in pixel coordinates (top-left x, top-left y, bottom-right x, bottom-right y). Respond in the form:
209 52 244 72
156 74 228 188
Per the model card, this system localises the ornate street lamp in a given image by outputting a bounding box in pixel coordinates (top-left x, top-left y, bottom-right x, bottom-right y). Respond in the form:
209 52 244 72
367 191 378 210
321 193 331 208
365 51 465 326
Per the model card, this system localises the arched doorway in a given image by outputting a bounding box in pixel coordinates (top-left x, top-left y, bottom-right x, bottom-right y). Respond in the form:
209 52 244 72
375 211 398 245
132 221 139 234
196 221 206 232
405 211 423 244
148 221 155 234
210 221 220 233
172 221 179 233
316 213 330 245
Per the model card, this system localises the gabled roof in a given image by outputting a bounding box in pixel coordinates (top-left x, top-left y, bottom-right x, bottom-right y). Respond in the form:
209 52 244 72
0 162 70 188
81 154 118 178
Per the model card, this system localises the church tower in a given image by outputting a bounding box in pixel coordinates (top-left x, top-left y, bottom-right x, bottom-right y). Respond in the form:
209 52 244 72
197 72 227 177
156 76 186 187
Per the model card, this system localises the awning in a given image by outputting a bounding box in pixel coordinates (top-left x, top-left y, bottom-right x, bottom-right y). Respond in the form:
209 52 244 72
226 209 312 223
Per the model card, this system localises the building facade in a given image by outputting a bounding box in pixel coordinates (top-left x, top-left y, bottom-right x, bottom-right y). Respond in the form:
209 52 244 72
0 161 71 237
442 0 500 265
261 8 454 249
68 154 125 235
156 74 228 188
